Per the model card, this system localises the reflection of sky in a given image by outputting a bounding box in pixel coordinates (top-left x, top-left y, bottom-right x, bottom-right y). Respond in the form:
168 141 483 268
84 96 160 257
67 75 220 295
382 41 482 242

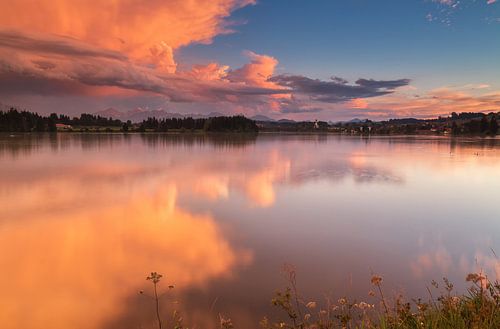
0 134 499 329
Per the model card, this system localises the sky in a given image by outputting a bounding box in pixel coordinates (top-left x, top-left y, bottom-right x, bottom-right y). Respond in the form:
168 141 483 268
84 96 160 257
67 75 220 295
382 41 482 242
0 0 499 121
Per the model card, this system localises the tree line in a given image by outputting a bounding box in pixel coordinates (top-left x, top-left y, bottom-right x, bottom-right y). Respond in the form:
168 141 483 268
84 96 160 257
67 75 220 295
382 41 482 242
0 108 122 132
332 112 499 136
0 108 258 133
134 115 258 132
451 115 498 135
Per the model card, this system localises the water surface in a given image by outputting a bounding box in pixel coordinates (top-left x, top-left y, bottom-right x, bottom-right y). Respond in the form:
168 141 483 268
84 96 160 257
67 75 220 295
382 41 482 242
0 133 499 329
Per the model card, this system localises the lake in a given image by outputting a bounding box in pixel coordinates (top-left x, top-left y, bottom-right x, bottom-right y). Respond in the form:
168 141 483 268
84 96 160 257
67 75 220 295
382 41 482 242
0 133 499 329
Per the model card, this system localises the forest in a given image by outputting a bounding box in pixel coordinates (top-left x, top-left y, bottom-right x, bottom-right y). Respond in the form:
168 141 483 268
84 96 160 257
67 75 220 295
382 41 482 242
0 108 258 133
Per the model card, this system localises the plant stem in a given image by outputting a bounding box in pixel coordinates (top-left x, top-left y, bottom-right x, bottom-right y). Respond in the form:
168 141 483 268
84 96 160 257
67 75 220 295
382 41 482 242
154 282 162 329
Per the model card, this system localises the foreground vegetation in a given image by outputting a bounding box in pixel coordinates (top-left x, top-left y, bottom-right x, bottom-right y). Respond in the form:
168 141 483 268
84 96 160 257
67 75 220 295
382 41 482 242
143 269 499 329
262 269 499 329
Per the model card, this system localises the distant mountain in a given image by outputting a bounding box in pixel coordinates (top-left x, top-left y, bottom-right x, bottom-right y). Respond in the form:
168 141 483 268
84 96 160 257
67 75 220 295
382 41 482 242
277 118 296 123
251 115 275 122
94 108 231 122
333 118 370 124
96 107 124 119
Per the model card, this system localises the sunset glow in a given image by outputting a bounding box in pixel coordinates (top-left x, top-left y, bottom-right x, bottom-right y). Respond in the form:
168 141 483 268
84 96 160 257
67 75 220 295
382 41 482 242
1 1 498 120
1 2 500 328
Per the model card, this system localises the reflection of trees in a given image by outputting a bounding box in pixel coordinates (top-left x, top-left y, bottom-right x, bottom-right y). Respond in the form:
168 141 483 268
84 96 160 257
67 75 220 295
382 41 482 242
140 133 257 150
0 133 258 158
3 133 500 159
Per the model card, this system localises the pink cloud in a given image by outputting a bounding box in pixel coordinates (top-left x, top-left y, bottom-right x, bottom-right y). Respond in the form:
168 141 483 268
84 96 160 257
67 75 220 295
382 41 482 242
358 86 500 119
186 63 230 81
0 0 255 67
0 30 288 104
228 51 280 88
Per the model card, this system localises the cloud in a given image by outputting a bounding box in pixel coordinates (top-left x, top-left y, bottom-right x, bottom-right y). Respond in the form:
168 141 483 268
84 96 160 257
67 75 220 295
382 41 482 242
227 51 280 88
358 86 500 119
0 30 288 102
0 30 127 60
355 78 411 90
186 63 230 81
0 0 255 64
269 75 411 103
487 0 497 4
434 0 456 6
0 0 497 121
0 180 249 329
149 42 177 73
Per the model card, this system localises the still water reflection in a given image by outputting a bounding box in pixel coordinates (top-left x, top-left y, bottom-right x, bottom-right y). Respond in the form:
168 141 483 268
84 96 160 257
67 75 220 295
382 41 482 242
0 134 499 329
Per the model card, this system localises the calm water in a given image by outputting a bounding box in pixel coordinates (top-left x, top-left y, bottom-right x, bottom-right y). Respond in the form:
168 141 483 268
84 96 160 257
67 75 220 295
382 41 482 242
1 133 499 329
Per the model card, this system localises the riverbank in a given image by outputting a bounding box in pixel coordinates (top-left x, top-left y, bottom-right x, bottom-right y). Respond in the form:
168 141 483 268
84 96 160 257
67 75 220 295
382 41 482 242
145 270 499 329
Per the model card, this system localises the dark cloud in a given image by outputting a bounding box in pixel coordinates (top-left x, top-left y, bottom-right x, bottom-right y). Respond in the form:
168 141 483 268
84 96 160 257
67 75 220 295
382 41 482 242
355 78 411 90
269 75 410 103
0 30 127 60
0 71 88 95
330 76 348 84
280 107 323 114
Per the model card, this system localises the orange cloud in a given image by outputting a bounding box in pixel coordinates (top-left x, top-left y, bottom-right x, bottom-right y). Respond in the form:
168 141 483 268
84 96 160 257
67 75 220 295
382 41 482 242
0 180 250 329
228 51 279 88
349 98 369 109
362 86 500 119
244 151 291 207
0 30 291 106
0 0 255 66
187 62 230 81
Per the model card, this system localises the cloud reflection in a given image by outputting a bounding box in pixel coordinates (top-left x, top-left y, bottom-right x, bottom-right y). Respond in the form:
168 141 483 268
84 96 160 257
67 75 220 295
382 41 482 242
0 177 251 329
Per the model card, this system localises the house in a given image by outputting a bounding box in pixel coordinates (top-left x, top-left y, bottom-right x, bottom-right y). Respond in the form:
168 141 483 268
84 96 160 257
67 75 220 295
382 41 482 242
56 123 73 130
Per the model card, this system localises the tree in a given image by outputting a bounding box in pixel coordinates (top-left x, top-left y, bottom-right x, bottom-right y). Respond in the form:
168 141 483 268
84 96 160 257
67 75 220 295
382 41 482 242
489 116 498 135
122 120 130 132
451 121 460 135
480 116 489 133
48 118 57 132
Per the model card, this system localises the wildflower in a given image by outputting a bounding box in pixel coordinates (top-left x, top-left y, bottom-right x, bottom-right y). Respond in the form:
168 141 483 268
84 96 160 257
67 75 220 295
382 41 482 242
357 302 372 310
219 315 233 329
371 275 383 286
466 273 478 282
466 272 489 289
146 272 163 284
416 303 428 312
368 290 376 297
304 313 311 321
306 301 317 309
319 310 327 315
338 298 347 305
450 296 460 306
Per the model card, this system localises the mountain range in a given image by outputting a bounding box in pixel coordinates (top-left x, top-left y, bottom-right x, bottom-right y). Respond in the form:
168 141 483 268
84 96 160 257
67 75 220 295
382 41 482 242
94 108 299 123
94 108 225 122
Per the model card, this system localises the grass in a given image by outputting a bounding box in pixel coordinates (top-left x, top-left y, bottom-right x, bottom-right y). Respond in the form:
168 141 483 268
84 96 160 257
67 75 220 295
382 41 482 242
142 269 499 329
